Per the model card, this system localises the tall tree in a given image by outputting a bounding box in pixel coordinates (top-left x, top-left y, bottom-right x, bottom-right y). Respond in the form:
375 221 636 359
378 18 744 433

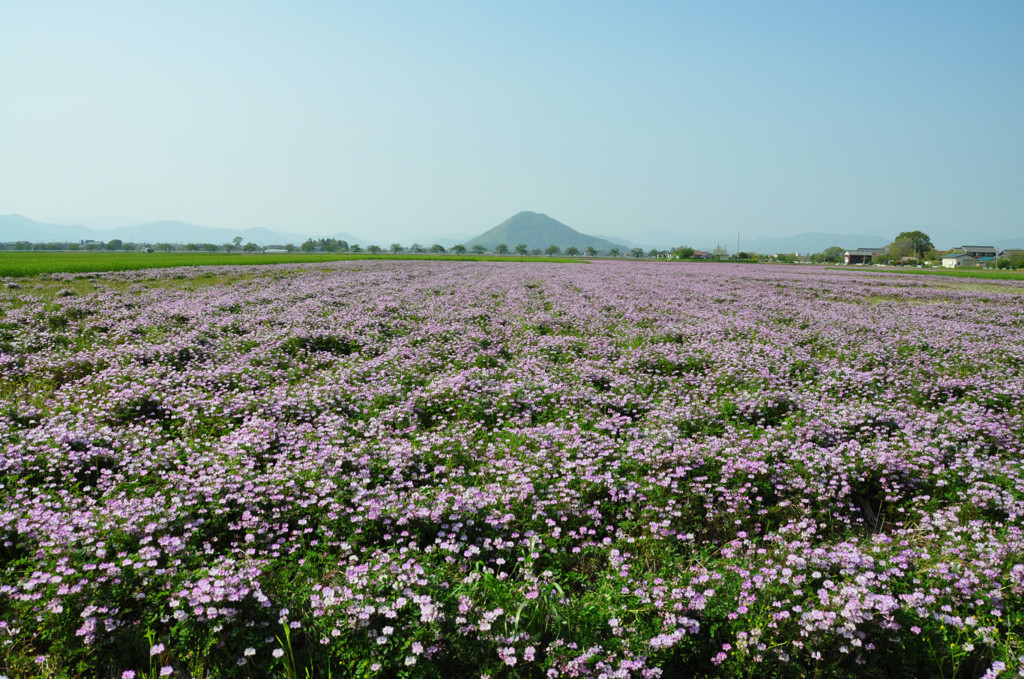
893 231 933 259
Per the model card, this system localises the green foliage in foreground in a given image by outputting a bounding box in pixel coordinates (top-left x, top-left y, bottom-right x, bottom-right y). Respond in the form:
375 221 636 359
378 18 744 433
0 252 583 277
827 266 1024 281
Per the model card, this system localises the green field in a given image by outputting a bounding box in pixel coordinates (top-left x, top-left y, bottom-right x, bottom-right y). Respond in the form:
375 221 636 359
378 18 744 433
0 251 583 277
827 265 1024 280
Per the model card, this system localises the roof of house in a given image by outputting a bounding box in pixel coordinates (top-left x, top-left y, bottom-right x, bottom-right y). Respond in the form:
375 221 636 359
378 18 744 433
942 252 974 259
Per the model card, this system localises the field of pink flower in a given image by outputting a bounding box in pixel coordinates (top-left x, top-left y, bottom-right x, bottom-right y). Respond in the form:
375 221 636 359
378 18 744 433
1 261 1023 678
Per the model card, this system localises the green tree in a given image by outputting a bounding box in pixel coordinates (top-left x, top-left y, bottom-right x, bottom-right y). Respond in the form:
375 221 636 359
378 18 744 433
810 246 844 263
675 246 695 259
647 248 661 258
202 243 219 252
104 239 123 251
300 239 316 252
242 242 259 252
232 236 243 248
545 244 562 256
630 248 644 258
410 243 423 253
495 243 509 255
514 244 527 255
711 245 728 260
585 246 597 257
451 244 467 254
472 245 486 254
887 238 915 263
894 231 933 260
997 251 1024 269
430 244 446 254
349 244 363 253
609 248 620 257
390 243 404 253
565 246 579 257
156 242 175 252
367 245 382 254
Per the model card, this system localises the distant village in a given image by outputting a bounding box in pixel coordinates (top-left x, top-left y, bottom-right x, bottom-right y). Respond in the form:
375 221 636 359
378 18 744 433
3 233 1023 269
841 244 1023 269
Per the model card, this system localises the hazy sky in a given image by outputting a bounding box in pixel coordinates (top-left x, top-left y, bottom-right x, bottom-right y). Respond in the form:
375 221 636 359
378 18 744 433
2 1 1022 243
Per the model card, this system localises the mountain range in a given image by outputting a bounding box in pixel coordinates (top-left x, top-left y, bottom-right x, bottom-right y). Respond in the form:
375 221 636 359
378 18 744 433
0 215 365 247
3 212 1021 254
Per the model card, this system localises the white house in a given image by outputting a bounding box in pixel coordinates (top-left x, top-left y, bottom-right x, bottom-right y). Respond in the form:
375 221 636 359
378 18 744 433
941 253 976 268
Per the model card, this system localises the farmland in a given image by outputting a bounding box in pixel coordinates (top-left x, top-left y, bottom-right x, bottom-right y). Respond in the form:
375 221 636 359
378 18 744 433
0 252 578 278
1 261 1023 678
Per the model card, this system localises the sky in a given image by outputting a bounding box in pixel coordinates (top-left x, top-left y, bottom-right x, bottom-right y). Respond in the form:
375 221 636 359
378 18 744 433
2 1 1022 245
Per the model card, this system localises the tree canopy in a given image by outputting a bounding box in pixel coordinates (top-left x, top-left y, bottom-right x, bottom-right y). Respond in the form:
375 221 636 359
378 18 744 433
893 231 933 257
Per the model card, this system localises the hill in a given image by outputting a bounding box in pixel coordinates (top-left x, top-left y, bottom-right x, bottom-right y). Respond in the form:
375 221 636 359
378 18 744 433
466 212 619 252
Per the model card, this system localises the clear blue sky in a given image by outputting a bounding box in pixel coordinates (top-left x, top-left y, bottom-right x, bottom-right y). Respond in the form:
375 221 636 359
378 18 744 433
2 1 1022 244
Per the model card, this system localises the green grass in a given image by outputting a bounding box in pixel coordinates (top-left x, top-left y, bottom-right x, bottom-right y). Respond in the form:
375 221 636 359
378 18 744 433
827 266 1024 280
0 251 585 277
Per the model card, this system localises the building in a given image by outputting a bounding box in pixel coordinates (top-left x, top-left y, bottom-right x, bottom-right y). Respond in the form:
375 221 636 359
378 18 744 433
843 247 885 265
958 245 996 258
942 253 976 268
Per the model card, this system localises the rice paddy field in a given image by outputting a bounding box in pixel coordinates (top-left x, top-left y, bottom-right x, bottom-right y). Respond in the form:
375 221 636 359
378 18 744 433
1 260 1023 678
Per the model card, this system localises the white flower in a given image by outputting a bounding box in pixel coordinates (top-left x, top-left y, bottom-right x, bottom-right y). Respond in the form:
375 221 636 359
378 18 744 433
272 649 285 658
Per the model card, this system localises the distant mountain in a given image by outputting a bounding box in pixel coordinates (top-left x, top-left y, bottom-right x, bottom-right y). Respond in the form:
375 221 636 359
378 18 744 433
597 235 645 249
0 214 94 242
0 214 367 246
467 212 619 252
993 236 1024 250
100 221 287 245
43 216 141 230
